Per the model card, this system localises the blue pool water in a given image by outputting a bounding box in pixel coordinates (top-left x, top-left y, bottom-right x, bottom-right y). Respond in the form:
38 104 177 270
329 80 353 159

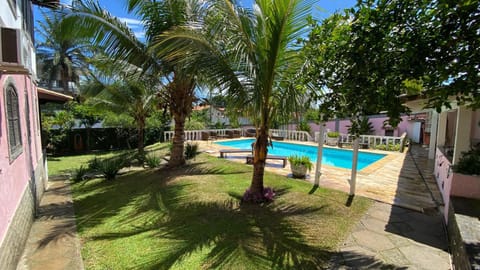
215 139 386 170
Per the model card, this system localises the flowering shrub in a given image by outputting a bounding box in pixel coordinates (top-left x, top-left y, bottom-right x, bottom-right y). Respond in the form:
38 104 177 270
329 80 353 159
242 187 276 204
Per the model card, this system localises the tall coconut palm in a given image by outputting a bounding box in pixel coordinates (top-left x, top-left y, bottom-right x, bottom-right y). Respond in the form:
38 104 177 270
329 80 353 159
154 0 313 200
36 10 90 94
63 0 204 166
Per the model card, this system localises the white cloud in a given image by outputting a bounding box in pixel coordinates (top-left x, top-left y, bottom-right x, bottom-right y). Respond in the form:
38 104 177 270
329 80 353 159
134 31 145 39
118 17 143 29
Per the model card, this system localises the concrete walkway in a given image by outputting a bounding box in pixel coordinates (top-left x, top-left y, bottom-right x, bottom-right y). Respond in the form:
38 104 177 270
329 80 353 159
331 202 451 269
16 177 84 270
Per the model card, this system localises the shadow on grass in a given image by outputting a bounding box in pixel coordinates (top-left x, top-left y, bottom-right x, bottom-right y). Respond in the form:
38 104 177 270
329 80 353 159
66 157 402 269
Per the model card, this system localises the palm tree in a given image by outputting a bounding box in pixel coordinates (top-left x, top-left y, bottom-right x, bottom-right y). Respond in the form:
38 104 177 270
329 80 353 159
154 0 313 200
63 0 203 167
36 10 90 94
84 74 158 161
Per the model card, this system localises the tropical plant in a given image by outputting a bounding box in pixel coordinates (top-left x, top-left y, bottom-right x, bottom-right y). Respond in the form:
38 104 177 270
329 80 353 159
154 0 313 201
288 155 313 179
184 142 199 160
185 119 206 130
348 117 374 135
99 157 126 180
64 0 203 167
88 156 101 171
297 121 311 133
72 165 89 182
327 132 340 138
288 155 313 171
85 76 158 163
145 154 161 168
36 10 90 93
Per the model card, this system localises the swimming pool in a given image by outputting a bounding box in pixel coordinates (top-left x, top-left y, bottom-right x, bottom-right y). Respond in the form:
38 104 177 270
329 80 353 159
215 139 386 170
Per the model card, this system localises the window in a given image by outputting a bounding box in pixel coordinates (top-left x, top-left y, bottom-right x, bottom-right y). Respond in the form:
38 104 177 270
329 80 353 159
1 27 20 64
5 84 22 160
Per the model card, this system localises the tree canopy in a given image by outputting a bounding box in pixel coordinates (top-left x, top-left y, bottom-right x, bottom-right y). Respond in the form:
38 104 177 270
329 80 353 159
302 0 479 134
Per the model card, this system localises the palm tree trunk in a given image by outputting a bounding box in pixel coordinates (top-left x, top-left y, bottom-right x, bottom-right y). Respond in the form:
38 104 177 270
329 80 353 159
169 111 186 166
168 72 195 167
250 126 268 196
61 69 69 94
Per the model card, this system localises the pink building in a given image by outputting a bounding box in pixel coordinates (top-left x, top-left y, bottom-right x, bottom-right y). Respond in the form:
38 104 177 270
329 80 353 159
0 1 60 269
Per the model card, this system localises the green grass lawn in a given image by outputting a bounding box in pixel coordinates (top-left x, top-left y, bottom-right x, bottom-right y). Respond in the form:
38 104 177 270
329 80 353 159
67 145 372 269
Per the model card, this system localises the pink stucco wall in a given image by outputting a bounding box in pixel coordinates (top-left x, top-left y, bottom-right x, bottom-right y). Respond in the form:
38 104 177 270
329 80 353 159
0 74 42 242
286 115 410 137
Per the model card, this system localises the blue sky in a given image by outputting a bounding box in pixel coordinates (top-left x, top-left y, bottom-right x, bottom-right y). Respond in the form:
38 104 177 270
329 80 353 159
34 0 357 40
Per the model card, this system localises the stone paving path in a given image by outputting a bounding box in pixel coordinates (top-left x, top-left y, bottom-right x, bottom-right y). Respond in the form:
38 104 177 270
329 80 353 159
16 177 84 270
331 202 451 269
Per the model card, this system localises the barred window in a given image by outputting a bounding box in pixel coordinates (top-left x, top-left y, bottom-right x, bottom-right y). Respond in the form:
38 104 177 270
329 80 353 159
5 84 22 160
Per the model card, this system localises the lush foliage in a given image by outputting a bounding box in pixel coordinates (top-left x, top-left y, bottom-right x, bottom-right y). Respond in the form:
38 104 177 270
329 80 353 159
297 121 311 133
145 154 161 168
302 0 480 132
184 142 199 160
72 165 89 182
453 146 480 175
98 156 127 180
348 117 374 135
288 155 313 171
327 132 340 138
375 143 401 152
36 10 89 93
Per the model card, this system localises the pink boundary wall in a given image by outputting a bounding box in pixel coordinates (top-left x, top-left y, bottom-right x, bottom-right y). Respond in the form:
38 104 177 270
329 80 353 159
285 115 410 137
0 74 43 243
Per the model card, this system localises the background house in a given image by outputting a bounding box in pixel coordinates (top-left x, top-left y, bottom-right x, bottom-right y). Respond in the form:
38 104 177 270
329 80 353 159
0 0 59 269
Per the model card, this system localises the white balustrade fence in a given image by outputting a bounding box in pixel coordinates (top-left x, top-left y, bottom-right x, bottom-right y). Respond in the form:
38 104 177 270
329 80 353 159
164 128 243 141
269 129 313 141
314 131 407 152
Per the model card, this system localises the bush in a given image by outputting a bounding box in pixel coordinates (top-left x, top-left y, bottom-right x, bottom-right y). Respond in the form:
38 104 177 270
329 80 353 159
287 155 313 170
453 146 480 175
327 131 340 138
375 143 400 151
185 143 199 160
99 157 126 180
72 165 89 182
88 156 101 171
242 187 276 204
297 121 311 133
145 154 161 168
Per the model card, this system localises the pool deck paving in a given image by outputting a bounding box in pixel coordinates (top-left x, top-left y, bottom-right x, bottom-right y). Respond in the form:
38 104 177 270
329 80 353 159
16 139 451 269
